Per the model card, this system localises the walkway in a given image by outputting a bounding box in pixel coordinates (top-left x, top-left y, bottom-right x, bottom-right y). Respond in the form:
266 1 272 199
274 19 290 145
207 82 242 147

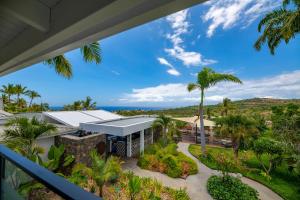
123 142 283 200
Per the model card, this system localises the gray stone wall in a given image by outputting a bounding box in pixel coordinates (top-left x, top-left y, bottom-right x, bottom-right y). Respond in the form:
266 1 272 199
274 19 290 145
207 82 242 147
55 133 106 166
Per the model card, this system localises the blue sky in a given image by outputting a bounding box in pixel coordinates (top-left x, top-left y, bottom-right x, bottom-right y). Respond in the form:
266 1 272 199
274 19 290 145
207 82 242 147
1 0 299 107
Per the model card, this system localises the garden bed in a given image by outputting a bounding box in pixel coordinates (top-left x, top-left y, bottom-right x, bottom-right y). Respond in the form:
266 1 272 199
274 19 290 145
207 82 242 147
138 142 198 178
189 144 300 200
207 175 259 200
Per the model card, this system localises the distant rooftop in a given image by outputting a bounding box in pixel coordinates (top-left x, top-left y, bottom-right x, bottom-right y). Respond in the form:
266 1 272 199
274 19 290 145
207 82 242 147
43 110 122 127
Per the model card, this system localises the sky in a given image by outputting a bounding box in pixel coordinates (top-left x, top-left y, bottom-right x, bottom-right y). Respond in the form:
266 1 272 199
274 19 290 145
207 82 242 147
1 0 299 107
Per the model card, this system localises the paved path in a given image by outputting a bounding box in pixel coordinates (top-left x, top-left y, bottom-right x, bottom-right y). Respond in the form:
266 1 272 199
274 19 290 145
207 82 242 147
123 142 283 200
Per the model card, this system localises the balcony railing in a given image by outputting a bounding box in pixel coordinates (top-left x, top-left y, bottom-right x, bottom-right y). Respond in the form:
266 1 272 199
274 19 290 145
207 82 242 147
0 145 101 200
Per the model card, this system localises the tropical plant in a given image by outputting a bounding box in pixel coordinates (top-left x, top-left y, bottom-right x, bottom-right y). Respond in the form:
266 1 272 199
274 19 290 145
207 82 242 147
44 144 75 173
152 114 172 145
26 90 41 107
216 114 259 161
214 153 234 180
128 175 142 200
252 137 284 176
206 107 212 119
90 150 121 197
68 163 92 188
0 83 15 103
14 84 28 107
3 117 56 163
82 96 97 110
187 67 242 155
222 98 232 116
45 42 101 78
254 0 300 54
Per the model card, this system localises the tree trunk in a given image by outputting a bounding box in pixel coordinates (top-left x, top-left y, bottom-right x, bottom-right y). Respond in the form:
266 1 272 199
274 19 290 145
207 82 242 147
29 98 33 107
99 185 103 197
199 90 206 156
232 141 239 162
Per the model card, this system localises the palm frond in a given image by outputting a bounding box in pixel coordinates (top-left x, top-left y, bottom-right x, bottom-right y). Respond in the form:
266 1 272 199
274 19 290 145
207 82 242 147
45 55 73 79
80 42 101 64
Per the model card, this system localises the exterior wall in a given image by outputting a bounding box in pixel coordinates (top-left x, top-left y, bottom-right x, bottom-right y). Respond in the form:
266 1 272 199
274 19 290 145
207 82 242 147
56 133 106 166
36 136 55 161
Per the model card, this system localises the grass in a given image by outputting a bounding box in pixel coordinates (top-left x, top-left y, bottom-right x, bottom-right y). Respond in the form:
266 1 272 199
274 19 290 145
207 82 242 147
188 144 300 200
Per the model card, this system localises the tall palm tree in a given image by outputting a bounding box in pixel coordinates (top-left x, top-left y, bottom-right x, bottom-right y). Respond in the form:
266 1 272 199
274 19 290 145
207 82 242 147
3 117 56 162
14 84 28 106
152 114 172 144
82 96 97 110
45 42 101 79
216 115 259 161
222 98 231 116
0 84 15 103
27 90 41 107
254 0 300 54
187 67 242 155
89 150 121 197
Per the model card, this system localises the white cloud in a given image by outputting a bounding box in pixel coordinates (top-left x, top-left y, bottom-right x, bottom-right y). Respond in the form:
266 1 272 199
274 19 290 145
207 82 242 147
157 57 181 76
120 70 300 105
111 70 120 75
157 57 173 68
203 0 281 37
164 10 217 66
167 68 181 76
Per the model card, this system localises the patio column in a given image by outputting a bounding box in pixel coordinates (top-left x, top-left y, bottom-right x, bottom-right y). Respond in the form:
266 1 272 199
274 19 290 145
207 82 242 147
140 130 144 154
127 134 132 157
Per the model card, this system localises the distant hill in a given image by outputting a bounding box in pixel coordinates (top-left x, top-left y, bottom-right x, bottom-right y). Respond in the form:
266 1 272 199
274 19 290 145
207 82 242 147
116 98 300 118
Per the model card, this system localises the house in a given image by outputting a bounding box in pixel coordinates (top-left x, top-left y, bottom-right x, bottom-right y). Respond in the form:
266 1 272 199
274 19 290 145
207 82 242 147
41 111 156 165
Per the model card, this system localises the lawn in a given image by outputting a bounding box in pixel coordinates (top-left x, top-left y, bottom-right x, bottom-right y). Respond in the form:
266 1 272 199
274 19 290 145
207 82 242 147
138 142 198 178
188 144 300 200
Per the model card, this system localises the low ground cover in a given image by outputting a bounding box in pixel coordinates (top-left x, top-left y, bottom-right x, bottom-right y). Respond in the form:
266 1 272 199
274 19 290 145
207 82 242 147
189 144 300 200
207 175 258 200
138 141 198 178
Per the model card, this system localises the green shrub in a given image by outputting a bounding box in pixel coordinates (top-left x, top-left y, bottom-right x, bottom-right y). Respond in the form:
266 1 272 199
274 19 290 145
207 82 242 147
177 152 198 174
137 155 150 168
207 175 259 200
162 154 182 178
165 143 178 156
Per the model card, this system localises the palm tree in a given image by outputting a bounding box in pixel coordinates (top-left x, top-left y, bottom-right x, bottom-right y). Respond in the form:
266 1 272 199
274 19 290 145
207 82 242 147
187 67 242 155
222 98 231 116
3 117 56 163
27 90 41 107
89 150 121 197
82 96 97 110
216 115 259 161
45 42 101 78
254 0 300 55
14 84 28 106
0 84 15 103
152 114 172 144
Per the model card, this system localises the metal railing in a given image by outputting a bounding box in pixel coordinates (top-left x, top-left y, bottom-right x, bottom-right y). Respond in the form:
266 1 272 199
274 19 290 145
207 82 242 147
0 145 101 200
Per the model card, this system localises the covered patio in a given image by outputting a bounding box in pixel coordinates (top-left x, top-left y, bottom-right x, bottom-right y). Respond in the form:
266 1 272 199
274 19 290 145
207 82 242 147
80 116 156 157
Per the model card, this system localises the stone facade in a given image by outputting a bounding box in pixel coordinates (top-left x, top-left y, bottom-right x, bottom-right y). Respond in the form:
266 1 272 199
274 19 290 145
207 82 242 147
55 133 106 166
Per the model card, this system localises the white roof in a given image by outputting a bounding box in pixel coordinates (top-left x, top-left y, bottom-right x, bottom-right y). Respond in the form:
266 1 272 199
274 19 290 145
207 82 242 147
80 116 156 136
81 110 121 120
43 110 122 127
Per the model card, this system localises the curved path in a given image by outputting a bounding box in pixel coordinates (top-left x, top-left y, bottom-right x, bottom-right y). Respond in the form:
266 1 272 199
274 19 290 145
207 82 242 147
123 142 283 200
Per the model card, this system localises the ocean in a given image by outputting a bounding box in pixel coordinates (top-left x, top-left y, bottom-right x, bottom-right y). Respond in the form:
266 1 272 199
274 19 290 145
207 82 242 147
50 106 165 112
